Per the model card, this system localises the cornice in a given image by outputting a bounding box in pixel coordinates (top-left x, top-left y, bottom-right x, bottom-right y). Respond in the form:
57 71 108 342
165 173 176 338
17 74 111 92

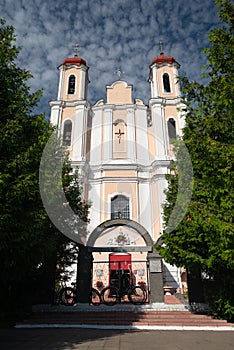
149 61 180 70
58 63 89 72
148 97 182 107
92 103 147 112
163 97 182 105
89 159 171 172
49 100 90 108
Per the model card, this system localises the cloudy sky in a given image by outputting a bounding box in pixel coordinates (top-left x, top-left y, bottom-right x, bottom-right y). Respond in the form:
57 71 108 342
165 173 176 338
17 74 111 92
1 0 220 118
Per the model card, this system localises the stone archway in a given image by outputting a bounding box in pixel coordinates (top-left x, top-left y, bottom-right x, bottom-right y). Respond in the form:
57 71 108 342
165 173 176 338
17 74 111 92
77 219 164 303
87 218 154 248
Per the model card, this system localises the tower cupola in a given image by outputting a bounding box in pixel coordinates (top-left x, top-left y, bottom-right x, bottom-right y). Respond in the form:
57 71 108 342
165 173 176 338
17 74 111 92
60 54 87 67
151 52 178 66
149 49 180 99
57 53 89 101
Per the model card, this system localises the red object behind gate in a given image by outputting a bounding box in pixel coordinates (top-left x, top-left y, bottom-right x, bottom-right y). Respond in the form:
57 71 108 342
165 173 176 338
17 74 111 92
109 253 132 270
109 253 132 288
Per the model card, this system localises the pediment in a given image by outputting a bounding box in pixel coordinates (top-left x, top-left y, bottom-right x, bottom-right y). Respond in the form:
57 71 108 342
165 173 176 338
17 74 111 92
106 80 133 105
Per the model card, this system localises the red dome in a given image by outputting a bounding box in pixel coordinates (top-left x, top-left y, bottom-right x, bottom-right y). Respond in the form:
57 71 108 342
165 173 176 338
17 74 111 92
152 52 176 65
62 54 86 67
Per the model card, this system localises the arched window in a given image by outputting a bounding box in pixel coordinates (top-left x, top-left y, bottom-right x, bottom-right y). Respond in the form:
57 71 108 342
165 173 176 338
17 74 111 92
163 73 171 93
111 195 130 220
167 118 176 143
63 120 72 146
68 75 76 94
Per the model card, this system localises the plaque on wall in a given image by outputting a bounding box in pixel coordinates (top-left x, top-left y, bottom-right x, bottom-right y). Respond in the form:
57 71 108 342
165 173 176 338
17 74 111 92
150 260 162 273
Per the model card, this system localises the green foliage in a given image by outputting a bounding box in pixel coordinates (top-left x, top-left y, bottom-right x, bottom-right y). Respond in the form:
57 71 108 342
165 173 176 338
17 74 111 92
0 18 52 284
0 19 89 323
158 1 234 321
39 132 91 246
55 154 90 278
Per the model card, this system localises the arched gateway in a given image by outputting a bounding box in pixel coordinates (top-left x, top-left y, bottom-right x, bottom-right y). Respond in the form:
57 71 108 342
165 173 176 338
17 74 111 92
76 219 164 303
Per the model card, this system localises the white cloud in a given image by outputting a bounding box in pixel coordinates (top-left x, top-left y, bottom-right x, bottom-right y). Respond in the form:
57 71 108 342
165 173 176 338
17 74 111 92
0 0 220 117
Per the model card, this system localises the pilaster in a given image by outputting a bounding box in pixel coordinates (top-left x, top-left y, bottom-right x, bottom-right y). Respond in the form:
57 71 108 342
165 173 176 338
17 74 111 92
126 108 136 161
149 99 167 159
103 108 113 161
73 103 88 161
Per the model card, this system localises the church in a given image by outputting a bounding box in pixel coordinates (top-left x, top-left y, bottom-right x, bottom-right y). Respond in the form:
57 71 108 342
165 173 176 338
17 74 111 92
49 47 186 303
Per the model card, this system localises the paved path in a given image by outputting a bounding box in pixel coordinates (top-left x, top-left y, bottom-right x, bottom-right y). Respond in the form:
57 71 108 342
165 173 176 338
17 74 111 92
1 328 234 350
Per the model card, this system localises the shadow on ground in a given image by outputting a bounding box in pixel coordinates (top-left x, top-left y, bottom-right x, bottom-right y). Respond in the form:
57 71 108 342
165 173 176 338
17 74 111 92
1 327 234 350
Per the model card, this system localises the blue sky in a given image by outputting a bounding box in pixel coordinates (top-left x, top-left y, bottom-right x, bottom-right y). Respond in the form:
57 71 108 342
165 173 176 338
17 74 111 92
1 0 219 117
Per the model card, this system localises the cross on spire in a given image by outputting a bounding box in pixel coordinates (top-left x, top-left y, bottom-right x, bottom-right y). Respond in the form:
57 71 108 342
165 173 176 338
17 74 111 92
115 68 124 80
115 129 125 144
159 40 164 54
72 44 81 55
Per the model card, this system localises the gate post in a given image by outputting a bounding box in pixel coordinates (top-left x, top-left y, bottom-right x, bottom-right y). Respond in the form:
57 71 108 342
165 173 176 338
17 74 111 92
147 249 164 303
76 245 93 303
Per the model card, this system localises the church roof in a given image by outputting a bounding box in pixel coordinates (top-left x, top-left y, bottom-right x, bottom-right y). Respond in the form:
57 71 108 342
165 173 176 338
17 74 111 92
151 52 176 65
61 54 86 66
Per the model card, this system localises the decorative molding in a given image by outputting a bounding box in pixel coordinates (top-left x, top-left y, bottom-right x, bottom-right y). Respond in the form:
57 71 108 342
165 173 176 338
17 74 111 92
58 64 88 72
106 231 135 246
113 118 127 126
106 80 132 89
50 100 90 108
150 61 180 69
88 246 153 252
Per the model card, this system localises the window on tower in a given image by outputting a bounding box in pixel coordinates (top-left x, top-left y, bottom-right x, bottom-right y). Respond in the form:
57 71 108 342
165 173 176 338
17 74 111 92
68 75 76 94
63 120 72 146
167 118 176 143
111 195 130 220
163 73 171 93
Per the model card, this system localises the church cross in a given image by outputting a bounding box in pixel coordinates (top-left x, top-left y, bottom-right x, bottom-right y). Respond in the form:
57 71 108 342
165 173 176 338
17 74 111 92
115 68 124 80
72 44 81 55
159 40 164 53
115 129 125 144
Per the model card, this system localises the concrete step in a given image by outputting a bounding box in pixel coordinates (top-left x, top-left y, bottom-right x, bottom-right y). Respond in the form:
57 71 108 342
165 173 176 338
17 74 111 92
17 310 234 328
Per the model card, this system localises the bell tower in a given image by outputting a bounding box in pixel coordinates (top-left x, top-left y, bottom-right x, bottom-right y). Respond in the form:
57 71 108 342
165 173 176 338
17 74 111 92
50 52 90 166
148 46 185 158
146 46 186 238
57 54 89 102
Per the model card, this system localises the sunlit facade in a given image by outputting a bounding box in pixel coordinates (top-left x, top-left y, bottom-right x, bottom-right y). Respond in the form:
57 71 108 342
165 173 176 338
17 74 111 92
50 49 186 300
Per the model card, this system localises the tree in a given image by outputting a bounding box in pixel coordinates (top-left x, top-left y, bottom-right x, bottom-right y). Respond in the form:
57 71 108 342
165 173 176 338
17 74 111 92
0 18 89 323
0 18 52 317
35 153 90 305
158 0 234 321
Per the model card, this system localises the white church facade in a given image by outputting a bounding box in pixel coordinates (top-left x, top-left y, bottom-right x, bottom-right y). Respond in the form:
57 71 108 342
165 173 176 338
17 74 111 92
49 49 186 302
